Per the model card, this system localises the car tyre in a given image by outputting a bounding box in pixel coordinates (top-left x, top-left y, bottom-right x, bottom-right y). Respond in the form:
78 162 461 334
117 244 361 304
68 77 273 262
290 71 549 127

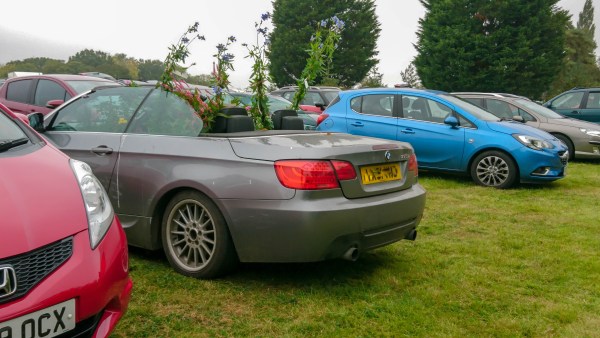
162 190 238 278
553 133 574 160
470 151 518 188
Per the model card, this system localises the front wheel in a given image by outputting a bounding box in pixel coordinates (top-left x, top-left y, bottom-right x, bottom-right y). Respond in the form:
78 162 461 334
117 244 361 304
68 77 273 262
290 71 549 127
470 151 518 188
162 191 237 278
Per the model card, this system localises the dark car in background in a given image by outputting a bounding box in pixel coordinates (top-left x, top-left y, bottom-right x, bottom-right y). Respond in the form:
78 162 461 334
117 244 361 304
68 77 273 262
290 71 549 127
0 74 117 115
455 92 600 160
0 102 132 337
30 86 426 279
270 85 341 112
543 87 600 123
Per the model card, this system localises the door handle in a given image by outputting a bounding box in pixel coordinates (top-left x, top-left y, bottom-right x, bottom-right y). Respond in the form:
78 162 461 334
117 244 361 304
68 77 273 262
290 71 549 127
400 129 415 134
350 122 364 127
91 146 113 155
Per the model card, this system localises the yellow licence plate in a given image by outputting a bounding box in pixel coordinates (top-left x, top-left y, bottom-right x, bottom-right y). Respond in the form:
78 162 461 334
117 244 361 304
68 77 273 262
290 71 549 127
360 163 402 185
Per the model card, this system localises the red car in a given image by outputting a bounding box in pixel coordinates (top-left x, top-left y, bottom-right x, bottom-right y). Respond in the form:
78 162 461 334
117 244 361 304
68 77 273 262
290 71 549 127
0 74 116 116
0 103 132 337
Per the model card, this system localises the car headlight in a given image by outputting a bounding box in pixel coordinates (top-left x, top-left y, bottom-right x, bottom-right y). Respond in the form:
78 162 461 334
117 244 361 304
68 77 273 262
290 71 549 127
580 128 600 137
70 159 114 249
513 134 555 150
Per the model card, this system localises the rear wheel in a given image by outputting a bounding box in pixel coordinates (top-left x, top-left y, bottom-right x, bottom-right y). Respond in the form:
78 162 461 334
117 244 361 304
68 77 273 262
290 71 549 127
553 134 574 160
161 191 237 278
470 151 518 188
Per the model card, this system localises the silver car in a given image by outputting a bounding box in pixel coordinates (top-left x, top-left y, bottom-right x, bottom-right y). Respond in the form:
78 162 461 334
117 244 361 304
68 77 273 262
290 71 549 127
30 86 426 278
455 92 600 160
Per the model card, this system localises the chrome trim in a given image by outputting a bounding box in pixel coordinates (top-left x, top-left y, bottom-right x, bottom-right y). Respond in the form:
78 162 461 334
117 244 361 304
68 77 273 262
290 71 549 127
0 265 17 299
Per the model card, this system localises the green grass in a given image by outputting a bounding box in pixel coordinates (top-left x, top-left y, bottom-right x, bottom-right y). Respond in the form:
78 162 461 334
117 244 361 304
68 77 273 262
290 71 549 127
112 161 600 337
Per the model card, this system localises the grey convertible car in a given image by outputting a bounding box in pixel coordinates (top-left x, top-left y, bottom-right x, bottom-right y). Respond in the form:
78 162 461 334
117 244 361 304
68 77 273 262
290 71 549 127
30 86 426 278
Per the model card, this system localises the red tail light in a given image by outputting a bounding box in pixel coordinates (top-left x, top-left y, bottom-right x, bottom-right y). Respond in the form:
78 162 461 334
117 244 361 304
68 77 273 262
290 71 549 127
274 160 356 190
408 153 418 176
316 113 329 126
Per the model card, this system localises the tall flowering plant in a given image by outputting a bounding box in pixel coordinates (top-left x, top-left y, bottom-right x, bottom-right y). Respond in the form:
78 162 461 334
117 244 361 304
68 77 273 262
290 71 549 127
291 15 345 110
210 36 236 116
159 24 237 132
243 12 274 130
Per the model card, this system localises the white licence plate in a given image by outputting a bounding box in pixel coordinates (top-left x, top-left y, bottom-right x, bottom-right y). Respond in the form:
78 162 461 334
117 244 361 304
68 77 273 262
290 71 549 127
0 299 76 338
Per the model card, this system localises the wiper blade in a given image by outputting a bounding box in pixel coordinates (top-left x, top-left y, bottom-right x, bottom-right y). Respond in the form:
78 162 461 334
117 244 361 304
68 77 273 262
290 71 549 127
0 137 29 152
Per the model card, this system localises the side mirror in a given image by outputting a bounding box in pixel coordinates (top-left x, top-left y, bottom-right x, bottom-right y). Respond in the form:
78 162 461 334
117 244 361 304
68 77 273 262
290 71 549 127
46 99 64 109
28 112 45 132
511 115 525 123
444 115 459 128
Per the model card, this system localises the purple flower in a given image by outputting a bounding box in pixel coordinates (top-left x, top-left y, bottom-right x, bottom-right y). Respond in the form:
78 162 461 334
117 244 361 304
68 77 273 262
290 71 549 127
198 34 206 41
222 53 234 62
182 37 190 44
320 20 327 27
261 12 271 21
228 36 236 42
217 43 226 52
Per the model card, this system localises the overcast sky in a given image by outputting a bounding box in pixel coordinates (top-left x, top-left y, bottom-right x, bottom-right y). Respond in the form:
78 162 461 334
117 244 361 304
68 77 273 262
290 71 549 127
0 0 597 88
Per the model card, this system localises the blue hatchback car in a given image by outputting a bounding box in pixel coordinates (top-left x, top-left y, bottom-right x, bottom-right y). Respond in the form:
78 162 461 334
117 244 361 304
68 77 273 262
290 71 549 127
317 88 569 188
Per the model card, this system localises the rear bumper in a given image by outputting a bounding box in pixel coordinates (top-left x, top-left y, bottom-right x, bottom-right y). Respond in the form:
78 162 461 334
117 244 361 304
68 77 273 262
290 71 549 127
221 184 426 262
0 217 132 338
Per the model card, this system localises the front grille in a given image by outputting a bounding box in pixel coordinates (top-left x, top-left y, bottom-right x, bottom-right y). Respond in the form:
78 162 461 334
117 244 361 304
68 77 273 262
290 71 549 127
0 237 73 304
57 311 103 338
558 151 569 165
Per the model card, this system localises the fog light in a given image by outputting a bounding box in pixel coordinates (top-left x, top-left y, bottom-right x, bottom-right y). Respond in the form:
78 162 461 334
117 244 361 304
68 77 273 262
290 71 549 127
531 167 550 176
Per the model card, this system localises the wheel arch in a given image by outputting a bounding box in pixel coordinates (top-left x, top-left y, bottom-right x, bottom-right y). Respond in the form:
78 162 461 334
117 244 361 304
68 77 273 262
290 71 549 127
147 182 237 254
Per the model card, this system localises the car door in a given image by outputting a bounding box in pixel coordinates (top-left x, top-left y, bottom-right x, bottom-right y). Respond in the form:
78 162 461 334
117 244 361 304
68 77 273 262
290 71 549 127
397 95 465 170
115 89 205 218
43 87 150 192
547 91 588 121
345 93 398 140
581 91 600 123
1 78 35 114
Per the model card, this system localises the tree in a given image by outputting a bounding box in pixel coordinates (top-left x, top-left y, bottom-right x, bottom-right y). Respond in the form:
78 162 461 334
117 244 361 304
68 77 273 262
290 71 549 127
269 0 381 88
400 62 422 88
138 59 165 81
414 0 569 100
360 65 385 88
577 0 596 39
547 1 600 97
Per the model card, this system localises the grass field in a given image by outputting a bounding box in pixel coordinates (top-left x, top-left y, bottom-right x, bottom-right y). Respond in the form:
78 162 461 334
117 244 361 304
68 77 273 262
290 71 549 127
112 161 600 337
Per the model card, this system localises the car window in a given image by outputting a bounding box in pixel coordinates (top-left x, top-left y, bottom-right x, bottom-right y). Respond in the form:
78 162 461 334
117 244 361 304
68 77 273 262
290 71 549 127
552 92 584 109
6 79 32 103
33 80 68 106
515 98 559 119
586 92 600 109
402 95 451 123
128 89 204 136
463 98 483 107
49 87 150 133
281 91 295 101
321 90 340 104
0 111 27 140
354 94 394 117
65 80 117 94
301 92 325 106
486 99 518 119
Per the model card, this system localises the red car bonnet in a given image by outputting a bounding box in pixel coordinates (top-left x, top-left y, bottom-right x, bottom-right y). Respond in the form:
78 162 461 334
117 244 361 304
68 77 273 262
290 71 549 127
0 144 89 257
